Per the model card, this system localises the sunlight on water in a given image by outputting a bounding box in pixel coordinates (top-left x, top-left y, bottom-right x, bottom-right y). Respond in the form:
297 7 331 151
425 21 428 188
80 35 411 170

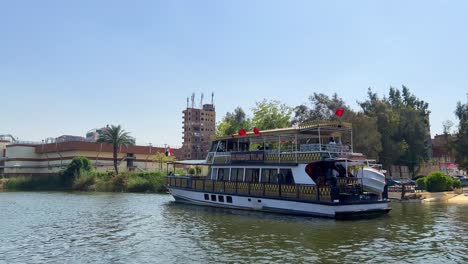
0 192 467 263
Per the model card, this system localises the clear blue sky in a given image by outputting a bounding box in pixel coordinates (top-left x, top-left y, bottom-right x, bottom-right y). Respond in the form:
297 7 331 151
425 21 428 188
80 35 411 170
1 0 467 147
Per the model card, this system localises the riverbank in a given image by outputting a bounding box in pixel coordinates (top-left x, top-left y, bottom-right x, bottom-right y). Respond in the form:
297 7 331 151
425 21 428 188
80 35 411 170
0 170 179 193
389 188 468 204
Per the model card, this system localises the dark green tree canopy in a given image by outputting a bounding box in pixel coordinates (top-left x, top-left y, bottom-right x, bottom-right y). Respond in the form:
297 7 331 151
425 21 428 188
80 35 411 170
359 86 431 175
216 107 252 136
454 101 468 170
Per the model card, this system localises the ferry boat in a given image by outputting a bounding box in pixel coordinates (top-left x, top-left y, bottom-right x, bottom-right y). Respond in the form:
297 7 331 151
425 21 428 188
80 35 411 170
165 121 390 219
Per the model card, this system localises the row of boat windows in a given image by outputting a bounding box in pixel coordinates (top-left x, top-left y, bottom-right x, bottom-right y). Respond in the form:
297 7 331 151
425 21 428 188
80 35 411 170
211 168 295 184
204 194 233 204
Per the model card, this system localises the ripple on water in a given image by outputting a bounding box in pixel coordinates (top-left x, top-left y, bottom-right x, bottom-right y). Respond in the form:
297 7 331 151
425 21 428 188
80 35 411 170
0 193 467 263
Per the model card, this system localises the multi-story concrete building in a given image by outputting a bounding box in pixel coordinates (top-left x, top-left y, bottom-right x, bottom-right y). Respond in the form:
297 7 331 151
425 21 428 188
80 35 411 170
182 103 216 160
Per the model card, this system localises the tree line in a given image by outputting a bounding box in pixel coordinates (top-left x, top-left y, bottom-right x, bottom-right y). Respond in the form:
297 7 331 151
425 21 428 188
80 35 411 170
217 86 468 176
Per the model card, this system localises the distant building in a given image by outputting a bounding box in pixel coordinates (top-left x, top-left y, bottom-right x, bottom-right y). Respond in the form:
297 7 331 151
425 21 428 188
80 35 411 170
182 96 216 160
431 134 463 176
0 139 9 176
1 140 182 177
55 135 87 143
86 127 109 142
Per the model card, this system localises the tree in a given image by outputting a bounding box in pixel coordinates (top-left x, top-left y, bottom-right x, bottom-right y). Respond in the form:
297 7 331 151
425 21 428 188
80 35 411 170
293 92 382 159
454 101 468 171
359 86 431 177
97 125 135 174
217 107 252 136
153 152 175 171
292 93 348 125
252 99 292 130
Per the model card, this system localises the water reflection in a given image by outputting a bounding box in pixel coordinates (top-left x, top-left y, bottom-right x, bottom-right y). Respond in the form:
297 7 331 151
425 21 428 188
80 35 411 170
0 192 467 263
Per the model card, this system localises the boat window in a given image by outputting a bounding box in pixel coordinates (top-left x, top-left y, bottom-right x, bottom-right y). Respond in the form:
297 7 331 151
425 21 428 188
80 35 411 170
211 195 216 201
261 169 278 183
226 196 233 203
211 168 218 180
239 142 249 152
279 169 295 184
209 142 218 152
231 168 244 182
204 194 209 200
217 168 229 181
218 195 224 203
227 141 238 152
245 169 260 183
217 142 226 152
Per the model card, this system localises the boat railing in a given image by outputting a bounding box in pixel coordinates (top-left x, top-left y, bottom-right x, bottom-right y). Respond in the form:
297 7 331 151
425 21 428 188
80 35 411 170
166 176 339 203
207 145 353 165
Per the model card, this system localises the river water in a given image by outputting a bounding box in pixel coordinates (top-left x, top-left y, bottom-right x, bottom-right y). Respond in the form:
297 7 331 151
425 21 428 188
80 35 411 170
0 192 467 264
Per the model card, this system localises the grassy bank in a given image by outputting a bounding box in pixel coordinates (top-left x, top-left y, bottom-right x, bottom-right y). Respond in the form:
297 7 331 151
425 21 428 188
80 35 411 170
1 157 188 193
2 170 186 193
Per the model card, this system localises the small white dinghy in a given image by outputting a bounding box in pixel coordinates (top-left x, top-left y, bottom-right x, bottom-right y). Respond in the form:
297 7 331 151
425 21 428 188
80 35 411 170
356 167 386 194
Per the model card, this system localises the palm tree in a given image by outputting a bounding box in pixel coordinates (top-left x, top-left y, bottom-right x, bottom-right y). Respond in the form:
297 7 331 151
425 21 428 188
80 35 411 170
97 125 135 174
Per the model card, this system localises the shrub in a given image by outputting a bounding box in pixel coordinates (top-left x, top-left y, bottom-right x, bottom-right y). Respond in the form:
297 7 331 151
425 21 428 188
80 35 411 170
425 172 457 192
111 174 128 192
61 157 94 187
4 175 65 191
72 172 96 191
175 169 187 176
188 167 196 175
416 177 426 189
453 179 462 189
127 176 152 192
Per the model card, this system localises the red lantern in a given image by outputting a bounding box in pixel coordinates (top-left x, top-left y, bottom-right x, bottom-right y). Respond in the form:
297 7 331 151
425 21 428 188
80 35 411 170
253 127 260 134
238 129 246 136
335 108 344 117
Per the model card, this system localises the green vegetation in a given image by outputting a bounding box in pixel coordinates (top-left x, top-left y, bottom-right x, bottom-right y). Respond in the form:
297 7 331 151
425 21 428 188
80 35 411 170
251 99 292 130
3 156 172 193
97 125 136 174
454 101 468 171
3 175 66 191
217 86 443 176
416 172 461 192
72 170 167 193
217 107 252 135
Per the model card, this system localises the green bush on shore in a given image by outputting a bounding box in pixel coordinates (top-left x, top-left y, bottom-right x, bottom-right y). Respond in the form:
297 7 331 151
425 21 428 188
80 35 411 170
71 170 167 193
3 175 66 191
417 172 462 192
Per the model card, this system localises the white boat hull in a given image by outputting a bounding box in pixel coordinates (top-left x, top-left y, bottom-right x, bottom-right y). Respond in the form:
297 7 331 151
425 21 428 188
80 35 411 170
357 167 386 194
168 187 390 219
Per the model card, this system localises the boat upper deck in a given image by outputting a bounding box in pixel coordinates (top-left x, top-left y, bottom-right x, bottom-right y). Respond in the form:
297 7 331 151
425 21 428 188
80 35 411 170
206 121 360 165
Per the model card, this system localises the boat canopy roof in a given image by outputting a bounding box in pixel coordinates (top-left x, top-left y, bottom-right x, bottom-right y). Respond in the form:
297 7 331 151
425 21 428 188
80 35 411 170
167 160 208 166
213 121 352 141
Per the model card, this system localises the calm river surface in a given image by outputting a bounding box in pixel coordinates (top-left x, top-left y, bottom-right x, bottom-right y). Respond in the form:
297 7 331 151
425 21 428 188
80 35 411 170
0 192 467 264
